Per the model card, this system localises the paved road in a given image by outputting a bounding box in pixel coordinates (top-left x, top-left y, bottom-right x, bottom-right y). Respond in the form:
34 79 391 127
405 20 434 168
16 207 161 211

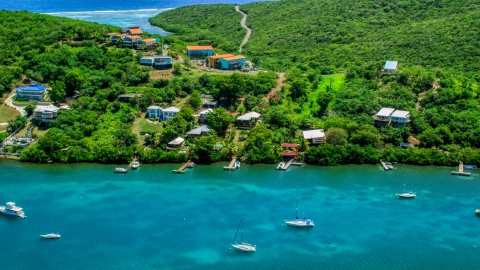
4 94 27 116
235 5 252 53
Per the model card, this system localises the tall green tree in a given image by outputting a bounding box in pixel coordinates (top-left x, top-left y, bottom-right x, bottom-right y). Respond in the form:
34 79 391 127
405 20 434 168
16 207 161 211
49 80 66 103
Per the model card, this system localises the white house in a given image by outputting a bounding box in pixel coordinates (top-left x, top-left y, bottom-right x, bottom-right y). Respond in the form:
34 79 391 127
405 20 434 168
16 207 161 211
303 129 325 145
375 107 395 122
167 137 185 149
162 107 180 121
146 106 180 121
198 108 213 123
33 103 59 123
186 125 210 138
391 110 410 126
383 61 398 74
237 111 261 129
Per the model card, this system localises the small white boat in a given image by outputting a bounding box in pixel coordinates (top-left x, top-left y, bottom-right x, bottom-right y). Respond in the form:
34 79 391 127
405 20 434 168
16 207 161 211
0 202 26 218
475 209 480 215
40 233 61 239
235 161 240 169
231 217 256 252
285 187 314 227
277 162 285 170
131 161 140 169
396 184 416 198
114 167 128 173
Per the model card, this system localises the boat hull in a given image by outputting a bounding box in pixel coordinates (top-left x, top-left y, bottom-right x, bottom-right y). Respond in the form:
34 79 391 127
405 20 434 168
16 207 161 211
285 220 314 227
232 244 256 252
396 193 416 198
41 234 61 239
0 207 26 218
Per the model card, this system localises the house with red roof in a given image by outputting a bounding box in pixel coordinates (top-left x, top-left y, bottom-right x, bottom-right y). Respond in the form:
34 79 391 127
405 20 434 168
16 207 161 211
186 45 214 59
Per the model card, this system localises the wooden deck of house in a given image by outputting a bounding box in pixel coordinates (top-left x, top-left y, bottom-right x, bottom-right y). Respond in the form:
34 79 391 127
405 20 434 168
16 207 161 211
452 161 471 176
223 158 237 170
173 160 191 173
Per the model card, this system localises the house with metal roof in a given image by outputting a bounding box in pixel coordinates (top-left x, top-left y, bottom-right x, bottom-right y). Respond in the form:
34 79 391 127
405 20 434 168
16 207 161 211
186 125 211 138
147 105 162 118
123 35 142 47
303 129 325 145
198 108 213 124
383 61 398 74
390 110 410 127
207 54 234 68
219 55 246 70
127 27 143 35
186 46 214 59
167 137 185 149
237 112 261 129
33 103 59 124
15 82 48 101
146 106 180 121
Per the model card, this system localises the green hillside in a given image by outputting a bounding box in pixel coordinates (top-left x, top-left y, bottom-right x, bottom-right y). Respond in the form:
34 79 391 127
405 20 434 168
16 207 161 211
151 0 480 73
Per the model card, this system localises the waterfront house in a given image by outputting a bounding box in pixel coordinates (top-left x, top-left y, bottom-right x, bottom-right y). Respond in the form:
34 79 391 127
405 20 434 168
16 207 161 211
236 111 261 129
33 103 59 124
167 137 185 150
303 129 325 145
127 27 143 35
207 54 234 69
198 108 213 124
383 61 398 74
186 125 211 138
15 82 47 101
281 143 298 158
374 107 395 126
123 35 142 47
219 55 246 70
391 110 410 127
186 46 214 59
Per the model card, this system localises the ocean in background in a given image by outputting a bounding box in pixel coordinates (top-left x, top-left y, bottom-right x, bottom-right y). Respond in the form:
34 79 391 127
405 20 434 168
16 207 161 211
0 0 268 35
1 159 480 269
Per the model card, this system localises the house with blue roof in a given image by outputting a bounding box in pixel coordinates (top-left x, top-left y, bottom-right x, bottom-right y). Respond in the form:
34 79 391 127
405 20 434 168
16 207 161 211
15 82 48 101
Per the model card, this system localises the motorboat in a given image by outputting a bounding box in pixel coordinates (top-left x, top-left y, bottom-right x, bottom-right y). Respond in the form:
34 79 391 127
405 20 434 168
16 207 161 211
235 161 240 169
285 187 314 227
0 202 26 218
114 167 128 173
464 165 477 170
476 209 480 215
231 217 256 252
277 162 285 170
40 233 61 239
131 161 140 169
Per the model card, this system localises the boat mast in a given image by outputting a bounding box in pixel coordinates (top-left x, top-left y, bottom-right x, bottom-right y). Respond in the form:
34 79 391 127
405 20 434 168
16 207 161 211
241 218 244 243
296 187 299 218
232 217 242 245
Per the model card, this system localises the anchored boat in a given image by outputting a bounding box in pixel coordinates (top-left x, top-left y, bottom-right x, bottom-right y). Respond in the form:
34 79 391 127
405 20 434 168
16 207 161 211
231 217 256 252
40 233 61 239
0 202 26 218
285 187 314 227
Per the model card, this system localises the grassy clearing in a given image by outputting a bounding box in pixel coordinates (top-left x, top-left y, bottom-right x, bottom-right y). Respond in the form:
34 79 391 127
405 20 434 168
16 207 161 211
0 104 20 123
300 73 345 118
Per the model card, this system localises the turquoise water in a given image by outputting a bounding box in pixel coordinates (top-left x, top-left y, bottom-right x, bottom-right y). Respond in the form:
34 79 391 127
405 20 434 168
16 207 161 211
1 160 480 269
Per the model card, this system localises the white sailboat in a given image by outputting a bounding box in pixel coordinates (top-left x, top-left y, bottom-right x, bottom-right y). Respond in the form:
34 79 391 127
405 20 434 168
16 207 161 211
285 187 314 227
231 217 256 252
396 183 416 198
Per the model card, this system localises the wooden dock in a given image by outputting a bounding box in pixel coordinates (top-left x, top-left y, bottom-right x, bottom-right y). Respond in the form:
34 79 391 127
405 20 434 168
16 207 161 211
173 160 191 173
452 161 471 176
380 160 390 171
223 158 237 170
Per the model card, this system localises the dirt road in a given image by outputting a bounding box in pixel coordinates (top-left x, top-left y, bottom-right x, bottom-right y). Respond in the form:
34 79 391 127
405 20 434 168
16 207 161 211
235 5 251 53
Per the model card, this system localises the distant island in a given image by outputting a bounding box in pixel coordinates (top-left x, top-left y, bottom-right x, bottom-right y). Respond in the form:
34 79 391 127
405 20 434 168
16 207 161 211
1 0 480 167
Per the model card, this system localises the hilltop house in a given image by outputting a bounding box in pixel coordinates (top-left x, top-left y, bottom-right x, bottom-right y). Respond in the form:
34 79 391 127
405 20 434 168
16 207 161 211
390 110 410 127
147 106 180 121
237 112 261 129
198 108 213 124
207 54 234 69
374 107 395 126
126 27 143 35
186 46 214 59
303 129 325 145
186 125 211 138
219 55 246 70
137 38 157 50
123 35 142 47
15 82 48 101
167 137 185 150
383 61 398 74
33 103 59 124
140 56 172 69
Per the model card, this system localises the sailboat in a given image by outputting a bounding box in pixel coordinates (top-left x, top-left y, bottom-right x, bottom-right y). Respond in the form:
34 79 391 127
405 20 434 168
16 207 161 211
231 217 256 252
396 183 416 198
285 187 314 227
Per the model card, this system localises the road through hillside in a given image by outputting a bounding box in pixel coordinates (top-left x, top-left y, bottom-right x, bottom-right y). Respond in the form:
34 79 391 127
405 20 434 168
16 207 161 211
235 5 251 53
